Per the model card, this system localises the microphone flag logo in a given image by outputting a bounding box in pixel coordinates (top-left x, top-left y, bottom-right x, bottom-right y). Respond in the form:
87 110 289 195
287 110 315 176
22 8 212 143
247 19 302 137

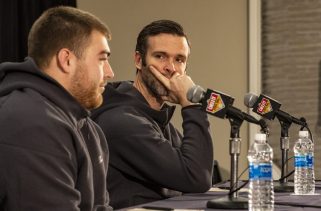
202 89 234 118
257 97 273 115
206 92 225 114
251 94 281 120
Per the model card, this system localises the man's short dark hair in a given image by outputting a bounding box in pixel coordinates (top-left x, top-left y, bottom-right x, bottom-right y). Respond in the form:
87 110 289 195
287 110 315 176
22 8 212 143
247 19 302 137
135 19 190 66
28 6 111 69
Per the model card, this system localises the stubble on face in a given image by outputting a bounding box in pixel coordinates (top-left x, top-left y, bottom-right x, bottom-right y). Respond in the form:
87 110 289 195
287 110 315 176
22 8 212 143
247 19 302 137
70 63 104 110
140 64 168 99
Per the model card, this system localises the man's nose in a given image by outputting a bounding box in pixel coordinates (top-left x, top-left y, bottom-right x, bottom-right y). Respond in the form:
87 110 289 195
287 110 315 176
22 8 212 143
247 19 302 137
164 59 176 76
104 61 114 79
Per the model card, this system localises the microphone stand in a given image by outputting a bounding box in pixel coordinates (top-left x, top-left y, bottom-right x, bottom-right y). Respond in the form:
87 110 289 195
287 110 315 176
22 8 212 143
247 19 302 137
274 117 294 192
207 114 248 209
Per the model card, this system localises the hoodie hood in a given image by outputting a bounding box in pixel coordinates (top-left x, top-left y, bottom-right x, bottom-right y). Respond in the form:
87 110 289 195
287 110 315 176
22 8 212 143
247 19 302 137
0 57 88 119
92 81 176 127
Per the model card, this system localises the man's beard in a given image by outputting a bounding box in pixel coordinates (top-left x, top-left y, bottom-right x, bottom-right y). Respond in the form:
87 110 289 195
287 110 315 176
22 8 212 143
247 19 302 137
70 64 103 110
140 65 168 99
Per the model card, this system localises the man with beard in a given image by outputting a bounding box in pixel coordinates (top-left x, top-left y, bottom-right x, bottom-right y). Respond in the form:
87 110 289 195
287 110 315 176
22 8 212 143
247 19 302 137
92 20 214 209
0 6 114 211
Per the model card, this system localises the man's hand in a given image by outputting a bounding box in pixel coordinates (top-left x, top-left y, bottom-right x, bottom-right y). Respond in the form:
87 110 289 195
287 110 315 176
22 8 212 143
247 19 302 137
149 65 195 107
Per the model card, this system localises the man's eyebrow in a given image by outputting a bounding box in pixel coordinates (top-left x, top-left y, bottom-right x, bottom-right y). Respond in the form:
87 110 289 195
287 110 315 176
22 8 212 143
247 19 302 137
152 51 166 55
177 54 187 59
151 51 187 60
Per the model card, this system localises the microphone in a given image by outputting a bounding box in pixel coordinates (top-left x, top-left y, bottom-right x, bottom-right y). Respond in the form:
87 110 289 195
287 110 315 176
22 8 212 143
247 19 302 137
244 93 307 127
187 85 234 119
187 85 268 132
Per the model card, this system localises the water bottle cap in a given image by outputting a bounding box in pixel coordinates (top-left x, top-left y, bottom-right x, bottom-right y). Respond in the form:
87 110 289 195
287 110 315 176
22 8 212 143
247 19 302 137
255 133 266 141
299 130 309 138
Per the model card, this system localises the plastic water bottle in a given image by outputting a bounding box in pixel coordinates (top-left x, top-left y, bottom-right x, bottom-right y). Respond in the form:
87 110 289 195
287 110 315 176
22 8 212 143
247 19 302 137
293 130 315 194
248 133 274 211
306 132 315 194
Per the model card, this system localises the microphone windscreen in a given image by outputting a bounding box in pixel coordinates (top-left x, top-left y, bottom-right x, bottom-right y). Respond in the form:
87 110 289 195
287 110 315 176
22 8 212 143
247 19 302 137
186 85 205 103
244 93 258 108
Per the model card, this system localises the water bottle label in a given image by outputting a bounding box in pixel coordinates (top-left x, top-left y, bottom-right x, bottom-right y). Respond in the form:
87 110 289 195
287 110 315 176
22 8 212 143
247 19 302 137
295 155 307 167
249 163 272 180
307 153 314 168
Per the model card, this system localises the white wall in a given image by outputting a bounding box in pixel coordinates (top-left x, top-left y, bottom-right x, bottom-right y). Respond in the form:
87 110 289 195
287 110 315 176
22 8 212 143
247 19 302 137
78 0 249 180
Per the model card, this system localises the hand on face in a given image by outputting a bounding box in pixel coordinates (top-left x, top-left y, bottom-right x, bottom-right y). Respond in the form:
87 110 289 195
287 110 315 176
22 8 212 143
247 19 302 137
149 65 195 107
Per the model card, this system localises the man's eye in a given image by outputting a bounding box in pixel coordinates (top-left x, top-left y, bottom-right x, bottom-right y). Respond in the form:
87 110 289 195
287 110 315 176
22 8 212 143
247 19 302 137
176 58 185 63
155 54 164 59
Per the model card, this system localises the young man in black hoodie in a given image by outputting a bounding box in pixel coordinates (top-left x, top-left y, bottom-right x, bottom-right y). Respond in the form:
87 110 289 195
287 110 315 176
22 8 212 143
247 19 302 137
92 20 214 209
0 6 114 211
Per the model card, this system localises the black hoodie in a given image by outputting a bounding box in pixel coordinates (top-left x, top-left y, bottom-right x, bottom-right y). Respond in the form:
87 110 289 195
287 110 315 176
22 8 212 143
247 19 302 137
0 58 112 211
92 81 214 209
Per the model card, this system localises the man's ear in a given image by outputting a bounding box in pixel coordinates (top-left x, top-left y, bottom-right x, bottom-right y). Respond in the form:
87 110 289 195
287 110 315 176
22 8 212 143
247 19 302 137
134 51 142 71
57 48 75 73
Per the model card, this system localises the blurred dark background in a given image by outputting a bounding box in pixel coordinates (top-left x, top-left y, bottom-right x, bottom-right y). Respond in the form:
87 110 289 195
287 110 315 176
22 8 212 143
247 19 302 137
0 0 76 63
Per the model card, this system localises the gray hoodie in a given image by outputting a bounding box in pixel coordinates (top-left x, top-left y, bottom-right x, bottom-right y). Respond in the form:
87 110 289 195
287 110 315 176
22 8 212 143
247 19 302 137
0 57 112 211
92 81 214 209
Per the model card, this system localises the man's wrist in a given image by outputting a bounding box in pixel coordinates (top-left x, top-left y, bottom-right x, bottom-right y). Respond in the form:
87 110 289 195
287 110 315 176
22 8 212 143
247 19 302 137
181 100 196 108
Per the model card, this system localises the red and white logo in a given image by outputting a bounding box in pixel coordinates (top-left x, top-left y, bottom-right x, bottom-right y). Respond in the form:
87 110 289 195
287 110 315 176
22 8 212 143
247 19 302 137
257 98 273 115
206 93 225 114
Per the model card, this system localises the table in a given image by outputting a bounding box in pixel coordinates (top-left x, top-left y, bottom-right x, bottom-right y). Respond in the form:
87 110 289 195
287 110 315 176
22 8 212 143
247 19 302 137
117 181 321 211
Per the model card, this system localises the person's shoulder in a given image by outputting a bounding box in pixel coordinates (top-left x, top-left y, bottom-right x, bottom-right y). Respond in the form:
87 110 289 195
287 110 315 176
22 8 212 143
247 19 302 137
1 88 46 118
94 104 156 137
0 88 72 133
0 89 77 158
96 104 149 124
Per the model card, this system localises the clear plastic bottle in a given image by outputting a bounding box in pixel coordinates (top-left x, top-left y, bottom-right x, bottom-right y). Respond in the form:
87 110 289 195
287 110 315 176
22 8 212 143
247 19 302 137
248 133 274 211
306 132 315 194
293 130 315 194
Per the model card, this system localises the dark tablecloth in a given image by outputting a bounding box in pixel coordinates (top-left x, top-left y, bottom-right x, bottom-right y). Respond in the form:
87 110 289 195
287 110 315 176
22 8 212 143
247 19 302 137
117 181 321 211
